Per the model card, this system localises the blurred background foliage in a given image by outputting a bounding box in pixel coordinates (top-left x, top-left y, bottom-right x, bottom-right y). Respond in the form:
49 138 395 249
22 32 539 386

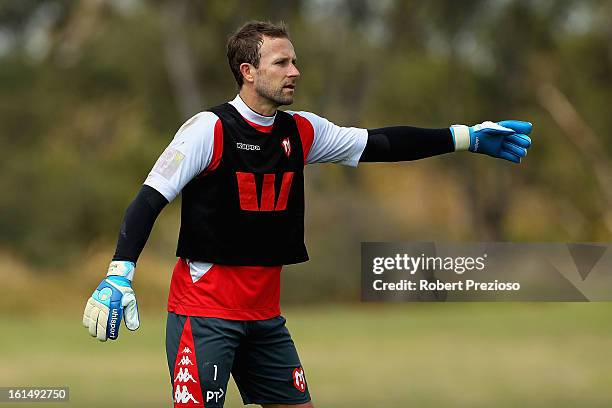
2 3 610 406
0 0 610 308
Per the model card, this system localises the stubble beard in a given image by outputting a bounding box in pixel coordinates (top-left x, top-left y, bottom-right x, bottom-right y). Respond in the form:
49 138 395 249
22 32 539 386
255 77 294 107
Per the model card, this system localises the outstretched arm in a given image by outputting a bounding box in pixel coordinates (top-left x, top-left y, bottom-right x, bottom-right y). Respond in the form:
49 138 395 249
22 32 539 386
360 120 533 163
361 126 454 162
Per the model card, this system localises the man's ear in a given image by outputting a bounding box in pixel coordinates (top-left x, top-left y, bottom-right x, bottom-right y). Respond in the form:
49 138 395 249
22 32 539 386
240 63 255 84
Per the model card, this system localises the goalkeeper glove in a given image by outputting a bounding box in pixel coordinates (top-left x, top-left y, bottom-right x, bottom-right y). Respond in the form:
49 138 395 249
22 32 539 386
82 261 140 341
451 120 533 163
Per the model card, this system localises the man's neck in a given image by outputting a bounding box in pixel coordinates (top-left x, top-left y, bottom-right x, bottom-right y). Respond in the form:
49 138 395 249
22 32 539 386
238 88 277 116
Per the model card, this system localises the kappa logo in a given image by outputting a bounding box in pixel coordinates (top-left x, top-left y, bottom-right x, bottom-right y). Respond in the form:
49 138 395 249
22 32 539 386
281 137 291 157
179 355 193 366
182 347 192 354
237 142 261 151
292 367 306 393
174 385 199 404
175 367 197 383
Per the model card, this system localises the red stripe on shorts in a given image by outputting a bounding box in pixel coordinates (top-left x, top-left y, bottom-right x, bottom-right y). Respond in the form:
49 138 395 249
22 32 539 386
173 318 204 407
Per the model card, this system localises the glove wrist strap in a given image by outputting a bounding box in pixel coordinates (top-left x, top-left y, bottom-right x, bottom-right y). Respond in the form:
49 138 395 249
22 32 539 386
107 260 135 281
450 125 470 151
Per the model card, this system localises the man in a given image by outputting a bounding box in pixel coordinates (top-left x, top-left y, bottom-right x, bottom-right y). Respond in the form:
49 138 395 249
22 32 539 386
83 21 532 408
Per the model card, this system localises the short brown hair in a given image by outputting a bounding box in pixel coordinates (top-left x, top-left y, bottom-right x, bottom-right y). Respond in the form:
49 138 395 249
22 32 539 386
227 21 290 88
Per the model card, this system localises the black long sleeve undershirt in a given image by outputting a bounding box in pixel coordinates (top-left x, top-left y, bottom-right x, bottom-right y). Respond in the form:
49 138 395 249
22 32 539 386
112 185 168 264
360 126 455 162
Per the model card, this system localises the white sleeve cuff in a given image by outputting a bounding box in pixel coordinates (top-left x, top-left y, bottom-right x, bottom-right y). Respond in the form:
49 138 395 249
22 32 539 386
144 174 179 203
450 125 471 151
341 128 369 167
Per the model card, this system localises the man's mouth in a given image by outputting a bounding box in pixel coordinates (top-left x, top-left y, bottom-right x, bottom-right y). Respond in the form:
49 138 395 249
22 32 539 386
283 84 295 90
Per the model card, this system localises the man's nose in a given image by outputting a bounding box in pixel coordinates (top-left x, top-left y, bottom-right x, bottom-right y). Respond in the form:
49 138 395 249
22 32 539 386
288 63 300 78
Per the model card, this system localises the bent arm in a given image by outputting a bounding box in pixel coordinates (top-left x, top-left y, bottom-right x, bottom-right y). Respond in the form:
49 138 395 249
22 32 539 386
360 126 455 162
112 185 168 264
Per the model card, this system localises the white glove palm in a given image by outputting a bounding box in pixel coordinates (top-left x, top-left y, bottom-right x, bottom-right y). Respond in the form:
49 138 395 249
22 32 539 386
82 261 140 341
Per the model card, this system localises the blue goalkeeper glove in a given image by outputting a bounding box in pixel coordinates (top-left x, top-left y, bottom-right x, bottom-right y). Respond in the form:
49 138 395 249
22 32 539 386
451 120 533 163
82 261 140 341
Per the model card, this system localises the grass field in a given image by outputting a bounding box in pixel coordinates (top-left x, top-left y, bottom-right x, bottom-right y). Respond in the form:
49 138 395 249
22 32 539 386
1 303 612 407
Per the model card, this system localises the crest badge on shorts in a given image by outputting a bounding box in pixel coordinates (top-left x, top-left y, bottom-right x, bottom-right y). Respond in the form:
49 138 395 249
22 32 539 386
281 137 291 158
292 367 306 393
